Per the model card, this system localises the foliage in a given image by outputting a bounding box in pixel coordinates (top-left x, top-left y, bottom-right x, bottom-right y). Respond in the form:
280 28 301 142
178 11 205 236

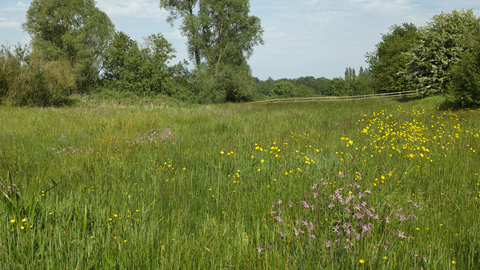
269 81 296 97
366 23 419 93
159 0 263 103
159 0 264 69
22 0 115 93
446 41 480 107
102 31 177 95
254 76 275 96
0 44 75 106
404 9 480 96
324 67 373 96
193 63 255 103
296 84 315 97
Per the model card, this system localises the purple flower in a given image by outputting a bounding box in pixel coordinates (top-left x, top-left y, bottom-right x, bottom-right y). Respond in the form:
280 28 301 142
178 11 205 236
385 216 390 223
294 229 305 236
289 200 294 207
277 199 283 205
302 201 310 209
275 216 283 223
311 234 316 239
395 229 406 238
422 257 427 262
272 202 276 208
312 183 319 189
257 247 263 252
270 211 275 217
328 204 335 209
321 178 326 184
325 240 332 247
278 230 284 237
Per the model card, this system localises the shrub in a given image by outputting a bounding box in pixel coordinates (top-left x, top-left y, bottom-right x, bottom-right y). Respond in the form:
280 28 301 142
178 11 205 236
296 84 315 97
269 81 297 97
0 45 74 106
447 49 480 107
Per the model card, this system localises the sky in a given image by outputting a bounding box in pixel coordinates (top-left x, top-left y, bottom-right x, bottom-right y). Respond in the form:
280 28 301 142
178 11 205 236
1 0 480 80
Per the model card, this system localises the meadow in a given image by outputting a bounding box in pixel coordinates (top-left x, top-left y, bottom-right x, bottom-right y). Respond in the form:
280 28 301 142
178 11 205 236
1 96 479 269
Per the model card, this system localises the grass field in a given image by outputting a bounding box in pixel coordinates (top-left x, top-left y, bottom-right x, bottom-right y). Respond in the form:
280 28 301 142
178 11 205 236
1 96 479 269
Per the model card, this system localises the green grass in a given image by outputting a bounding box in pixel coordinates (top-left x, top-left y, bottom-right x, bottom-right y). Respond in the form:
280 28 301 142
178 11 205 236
1 96 479 269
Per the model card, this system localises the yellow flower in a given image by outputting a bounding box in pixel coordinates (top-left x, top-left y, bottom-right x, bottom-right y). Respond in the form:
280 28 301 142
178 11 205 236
22 218 27 223
383 256 387 260
20 226 25 230
10 219 15 223
452 261 456 264
359 259 365 264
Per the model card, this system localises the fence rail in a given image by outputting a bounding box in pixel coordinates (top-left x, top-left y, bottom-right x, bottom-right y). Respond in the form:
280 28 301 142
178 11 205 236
250 90 419 104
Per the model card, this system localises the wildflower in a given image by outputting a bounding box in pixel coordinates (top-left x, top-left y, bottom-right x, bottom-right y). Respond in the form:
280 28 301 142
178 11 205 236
10 219 15 223
395 229 406 238
275 216 283 223
383 256 387 260
257 247 263 252
325 240 332 247
359 259 365 264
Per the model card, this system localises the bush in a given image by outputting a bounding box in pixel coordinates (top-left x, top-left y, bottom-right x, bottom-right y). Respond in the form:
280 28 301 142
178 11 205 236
296 84 315 97
0 45 74 106
447 49 480 107
269 81 297 97
193 63 255 103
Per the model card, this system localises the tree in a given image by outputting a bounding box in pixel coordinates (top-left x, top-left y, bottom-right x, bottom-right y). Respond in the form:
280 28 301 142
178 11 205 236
22 0 115 93
366 23 419 93
404 9 480 95
296 84 315 97
102 31 177 94
447 37 480 107
159 0 264 69
269 81 296 97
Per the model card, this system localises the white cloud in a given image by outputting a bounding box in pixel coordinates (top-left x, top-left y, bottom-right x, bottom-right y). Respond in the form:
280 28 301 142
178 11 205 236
0 18 21 29
163 29 187 40
97 0 168 22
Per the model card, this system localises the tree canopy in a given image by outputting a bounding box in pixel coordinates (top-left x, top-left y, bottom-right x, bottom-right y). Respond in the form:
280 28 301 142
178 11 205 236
22 0 115 92
366 23 419 93
159 0 264 69
404 9 480 96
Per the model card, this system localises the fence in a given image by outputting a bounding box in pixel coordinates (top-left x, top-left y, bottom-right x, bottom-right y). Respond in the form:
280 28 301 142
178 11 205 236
250 90 419 104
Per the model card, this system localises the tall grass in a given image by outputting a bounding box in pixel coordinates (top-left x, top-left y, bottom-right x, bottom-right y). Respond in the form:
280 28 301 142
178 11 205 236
0 96 479 269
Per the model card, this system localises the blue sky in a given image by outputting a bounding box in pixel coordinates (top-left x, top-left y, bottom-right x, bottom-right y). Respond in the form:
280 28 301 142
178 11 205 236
1 0 479 80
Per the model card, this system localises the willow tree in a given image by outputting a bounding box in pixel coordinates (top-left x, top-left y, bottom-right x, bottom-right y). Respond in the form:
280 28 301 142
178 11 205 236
22 0 115 92
160 0 263 102
159 0 263 69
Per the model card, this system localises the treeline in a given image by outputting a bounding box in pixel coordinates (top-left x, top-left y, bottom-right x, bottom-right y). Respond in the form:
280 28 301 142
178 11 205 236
0 0 263 106
1 1 480 107
253 66 373 99
366 9 480 106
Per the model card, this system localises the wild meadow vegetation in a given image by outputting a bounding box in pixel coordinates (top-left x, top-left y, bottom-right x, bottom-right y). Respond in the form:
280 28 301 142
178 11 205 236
1 96 480 269
2 1 480 268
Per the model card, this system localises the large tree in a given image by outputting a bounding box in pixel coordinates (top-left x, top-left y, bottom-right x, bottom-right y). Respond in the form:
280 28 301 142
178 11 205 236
22 0 115 92
102 31 177 94
159 0 264 69
404 9 480 95
366 23 419 93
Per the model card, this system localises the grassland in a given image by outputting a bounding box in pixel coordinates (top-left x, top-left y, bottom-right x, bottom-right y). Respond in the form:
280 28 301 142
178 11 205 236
1 96 479 269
